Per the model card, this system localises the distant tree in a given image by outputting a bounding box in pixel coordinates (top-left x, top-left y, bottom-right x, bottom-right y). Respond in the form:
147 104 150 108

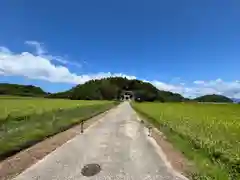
194 94 233 103
99 81 118 100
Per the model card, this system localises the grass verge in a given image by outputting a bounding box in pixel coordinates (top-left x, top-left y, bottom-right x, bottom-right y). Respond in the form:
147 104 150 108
132 103 239 180
0 101 119 160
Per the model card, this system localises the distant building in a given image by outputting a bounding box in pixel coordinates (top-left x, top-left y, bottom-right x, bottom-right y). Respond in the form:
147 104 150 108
120 91 135 101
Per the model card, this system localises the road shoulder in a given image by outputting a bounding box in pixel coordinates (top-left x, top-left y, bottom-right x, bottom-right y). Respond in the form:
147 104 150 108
136 114 192 179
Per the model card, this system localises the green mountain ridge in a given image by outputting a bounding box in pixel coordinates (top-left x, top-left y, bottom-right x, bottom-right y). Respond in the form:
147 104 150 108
193 94 233 103
0 83 47 97
0 78 234 103
48 77 187 102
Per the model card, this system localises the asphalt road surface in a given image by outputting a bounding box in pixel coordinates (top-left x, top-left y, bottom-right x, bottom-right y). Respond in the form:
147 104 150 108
13 102 188 180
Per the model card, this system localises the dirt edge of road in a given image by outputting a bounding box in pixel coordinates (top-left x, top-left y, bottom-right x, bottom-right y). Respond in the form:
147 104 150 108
136 115 192 178
0 106 118 180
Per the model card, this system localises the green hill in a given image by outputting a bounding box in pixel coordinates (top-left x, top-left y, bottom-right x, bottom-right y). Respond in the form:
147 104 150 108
0 83 47 97
3 79 233 103
194 94 233 103
48 77 186 102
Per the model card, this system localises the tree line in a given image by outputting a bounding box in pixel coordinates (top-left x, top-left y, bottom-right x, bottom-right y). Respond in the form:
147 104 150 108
0 78 233 103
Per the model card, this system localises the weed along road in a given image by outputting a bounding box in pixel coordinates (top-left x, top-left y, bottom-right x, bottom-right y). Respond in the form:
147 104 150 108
13 102 188 180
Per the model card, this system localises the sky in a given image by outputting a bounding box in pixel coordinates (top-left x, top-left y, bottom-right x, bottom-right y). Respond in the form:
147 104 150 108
0 0 240 98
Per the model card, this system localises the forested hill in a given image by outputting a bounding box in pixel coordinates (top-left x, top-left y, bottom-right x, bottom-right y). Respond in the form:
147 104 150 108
0 79 234 103
0 83 47 97
193 94 233 103
48 77 186 102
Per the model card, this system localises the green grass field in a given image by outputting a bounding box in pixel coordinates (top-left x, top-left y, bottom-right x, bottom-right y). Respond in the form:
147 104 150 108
0 96 118 160
132 102 240 180
0 95 109 119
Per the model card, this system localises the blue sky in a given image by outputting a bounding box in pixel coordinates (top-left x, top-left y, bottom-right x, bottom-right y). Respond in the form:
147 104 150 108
0 0 240 98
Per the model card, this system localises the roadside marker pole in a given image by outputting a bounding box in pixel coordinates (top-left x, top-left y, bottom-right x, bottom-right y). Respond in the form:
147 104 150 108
81 120 84 133
148 126 152 136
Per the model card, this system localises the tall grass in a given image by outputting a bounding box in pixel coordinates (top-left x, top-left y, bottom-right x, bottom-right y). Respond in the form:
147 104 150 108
0 96 109 120
0 98 118 160
133 102 240 180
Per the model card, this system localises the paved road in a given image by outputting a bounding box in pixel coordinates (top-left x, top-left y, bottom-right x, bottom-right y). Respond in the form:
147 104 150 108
13 102 188 180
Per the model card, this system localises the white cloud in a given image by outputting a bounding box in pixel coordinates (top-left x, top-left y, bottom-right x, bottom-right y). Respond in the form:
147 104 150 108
197 79 240 98
0 44 136 84
193 80 205 85
43 55 82 68
0 42 239 99
25 41 46 55
145 78 240 98
179 79 240 98
0 47 11 54
151 80 180 92
25 41 82 67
